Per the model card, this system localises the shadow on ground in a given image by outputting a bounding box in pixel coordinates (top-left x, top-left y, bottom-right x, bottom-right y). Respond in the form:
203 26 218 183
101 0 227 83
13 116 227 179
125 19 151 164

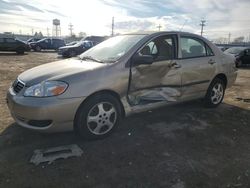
1 101 250 188
0 52 28 56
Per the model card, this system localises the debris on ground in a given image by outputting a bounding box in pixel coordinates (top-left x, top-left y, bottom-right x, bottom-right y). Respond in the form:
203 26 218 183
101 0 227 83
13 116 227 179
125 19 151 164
30 144 83 165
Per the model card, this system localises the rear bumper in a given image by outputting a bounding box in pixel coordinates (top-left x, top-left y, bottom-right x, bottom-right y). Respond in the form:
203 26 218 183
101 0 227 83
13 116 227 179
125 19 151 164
227 71 237 88
6 88 85 132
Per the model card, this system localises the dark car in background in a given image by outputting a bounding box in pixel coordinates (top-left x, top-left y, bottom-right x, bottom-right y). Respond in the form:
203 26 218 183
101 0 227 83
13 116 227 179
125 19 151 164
0 37 30 54
217 46 229 52
58 40 94 57
27 38 44 43
224 47 250 67
66 41 78 46
29 38 65 51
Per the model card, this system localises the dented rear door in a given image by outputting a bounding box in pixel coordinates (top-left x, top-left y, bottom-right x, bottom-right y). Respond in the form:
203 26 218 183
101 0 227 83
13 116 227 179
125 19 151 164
128 34 182 105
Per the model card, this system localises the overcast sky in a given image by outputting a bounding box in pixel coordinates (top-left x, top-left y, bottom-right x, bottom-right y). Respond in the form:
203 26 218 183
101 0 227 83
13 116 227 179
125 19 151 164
0 0 250 40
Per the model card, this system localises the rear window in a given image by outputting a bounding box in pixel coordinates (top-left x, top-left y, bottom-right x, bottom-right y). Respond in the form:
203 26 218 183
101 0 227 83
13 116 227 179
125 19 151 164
224 47 245 54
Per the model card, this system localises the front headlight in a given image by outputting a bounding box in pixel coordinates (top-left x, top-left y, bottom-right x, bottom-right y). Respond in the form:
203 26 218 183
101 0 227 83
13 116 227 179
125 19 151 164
24 81 68 97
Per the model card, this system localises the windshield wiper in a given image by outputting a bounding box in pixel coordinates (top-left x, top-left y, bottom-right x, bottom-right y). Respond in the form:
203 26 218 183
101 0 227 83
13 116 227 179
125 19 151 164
81 56 103 63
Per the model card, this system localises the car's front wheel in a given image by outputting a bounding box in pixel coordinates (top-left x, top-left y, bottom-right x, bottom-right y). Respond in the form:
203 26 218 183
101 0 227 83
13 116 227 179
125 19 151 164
35 46 41 52
204 78 225 108
74 94 122 140
69 50 76 57
16 48 24 54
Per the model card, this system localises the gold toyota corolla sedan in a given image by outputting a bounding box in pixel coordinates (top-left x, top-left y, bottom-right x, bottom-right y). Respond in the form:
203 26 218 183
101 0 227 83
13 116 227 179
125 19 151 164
6 31 237 139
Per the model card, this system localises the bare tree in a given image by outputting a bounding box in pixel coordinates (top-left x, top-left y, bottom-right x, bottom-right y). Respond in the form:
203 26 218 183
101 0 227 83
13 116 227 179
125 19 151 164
233 36 244 43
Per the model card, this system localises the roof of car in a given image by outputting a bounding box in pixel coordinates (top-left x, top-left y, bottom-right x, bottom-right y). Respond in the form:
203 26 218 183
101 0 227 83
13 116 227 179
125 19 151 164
229 46 249 49
126 31 195 36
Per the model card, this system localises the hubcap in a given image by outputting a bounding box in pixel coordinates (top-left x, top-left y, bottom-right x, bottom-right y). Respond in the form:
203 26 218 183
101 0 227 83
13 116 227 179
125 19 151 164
87 102 117 135
211 83 224 104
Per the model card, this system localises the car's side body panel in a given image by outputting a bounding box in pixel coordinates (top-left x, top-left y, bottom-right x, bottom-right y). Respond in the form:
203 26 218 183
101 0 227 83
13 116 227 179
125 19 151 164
6 31 237 132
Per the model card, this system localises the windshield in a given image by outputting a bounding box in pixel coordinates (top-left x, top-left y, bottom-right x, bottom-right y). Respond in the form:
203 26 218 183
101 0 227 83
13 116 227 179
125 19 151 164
74 41 88 47
16 38 25 43
37 38 45 42
224 47 246 54
79 35 145 63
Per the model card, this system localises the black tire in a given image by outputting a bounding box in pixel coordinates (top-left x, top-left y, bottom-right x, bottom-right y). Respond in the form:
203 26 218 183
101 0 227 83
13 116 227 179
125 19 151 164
35 46 41 52
74 94 122 140
236 60 242 68
204 78 225 108
69 50 76 57
16 48 24 54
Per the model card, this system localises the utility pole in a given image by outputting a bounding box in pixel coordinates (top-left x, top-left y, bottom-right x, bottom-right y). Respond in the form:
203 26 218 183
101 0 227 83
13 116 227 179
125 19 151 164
31 28 34 36
157 24 162 31
69 23 74 36
111 17 114 36
228 32 231 44
200 19 206 36
47 27 50 37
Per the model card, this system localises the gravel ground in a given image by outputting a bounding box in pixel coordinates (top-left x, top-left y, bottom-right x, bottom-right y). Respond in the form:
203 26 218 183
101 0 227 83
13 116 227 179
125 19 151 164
0 52 250 188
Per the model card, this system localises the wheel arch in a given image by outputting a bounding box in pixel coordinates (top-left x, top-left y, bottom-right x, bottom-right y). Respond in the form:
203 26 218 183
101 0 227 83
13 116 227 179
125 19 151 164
213 73 227 87
74 89 125 122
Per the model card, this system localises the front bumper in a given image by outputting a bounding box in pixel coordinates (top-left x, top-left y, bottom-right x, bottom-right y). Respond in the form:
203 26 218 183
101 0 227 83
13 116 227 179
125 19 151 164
6 88 85 133
57 50 68 56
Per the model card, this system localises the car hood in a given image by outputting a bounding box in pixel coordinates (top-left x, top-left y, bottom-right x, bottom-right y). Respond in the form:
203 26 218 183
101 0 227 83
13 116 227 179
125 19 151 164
29 42 37 45
18 58 106 86
59 45 78 50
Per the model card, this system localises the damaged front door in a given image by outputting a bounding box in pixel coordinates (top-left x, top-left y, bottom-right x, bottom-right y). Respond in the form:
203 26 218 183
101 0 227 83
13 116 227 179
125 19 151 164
128 34 182 105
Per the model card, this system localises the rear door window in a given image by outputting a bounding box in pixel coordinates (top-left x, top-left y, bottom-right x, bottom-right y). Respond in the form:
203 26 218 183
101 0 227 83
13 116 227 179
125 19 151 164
6 38 16 43
180 37 206 58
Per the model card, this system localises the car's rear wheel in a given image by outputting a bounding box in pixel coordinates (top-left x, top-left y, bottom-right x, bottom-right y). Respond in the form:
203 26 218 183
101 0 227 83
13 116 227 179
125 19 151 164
74 94 122 140
35 46 41 52
204 78 225 108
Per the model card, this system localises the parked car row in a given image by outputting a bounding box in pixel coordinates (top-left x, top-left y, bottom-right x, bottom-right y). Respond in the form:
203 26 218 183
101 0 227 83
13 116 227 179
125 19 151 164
224 47 250 67
0 36 99 57
58 40 95 57
29 38 65 51
0 37 30 54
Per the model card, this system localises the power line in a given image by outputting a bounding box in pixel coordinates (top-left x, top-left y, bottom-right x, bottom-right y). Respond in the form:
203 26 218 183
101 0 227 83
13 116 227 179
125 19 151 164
200 19 206 36
179 20 187 31
156 24 162 31
111 17 114 36
228 32 231 44
68 23 73 36
47 27 50 37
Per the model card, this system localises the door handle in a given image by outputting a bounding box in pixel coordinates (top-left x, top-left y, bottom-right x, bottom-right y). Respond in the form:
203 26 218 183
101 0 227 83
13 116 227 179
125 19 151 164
170 62 181 68
208 59 216 65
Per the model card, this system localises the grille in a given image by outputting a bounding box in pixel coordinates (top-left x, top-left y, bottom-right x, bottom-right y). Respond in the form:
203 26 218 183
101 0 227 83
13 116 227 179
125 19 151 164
13 79 25 93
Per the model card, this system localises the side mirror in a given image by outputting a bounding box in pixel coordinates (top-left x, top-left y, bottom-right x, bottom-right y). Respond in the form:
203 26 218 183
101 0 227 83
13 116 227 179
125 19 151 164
132 53 154 66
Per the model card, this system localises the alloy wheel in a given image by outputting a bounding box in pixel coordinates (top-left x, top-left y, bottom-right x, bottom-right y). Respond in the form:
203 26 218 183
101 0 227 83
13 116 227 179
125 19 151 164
211 83 224 104
87 102 117 135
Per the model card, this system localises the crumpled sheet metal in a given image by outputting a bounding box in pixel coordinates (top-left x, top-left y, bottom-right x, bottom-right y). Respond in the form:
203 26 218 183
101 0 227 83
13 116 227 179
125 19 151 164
30 144 83 165
129 62 181 104
129 87 181 105
130 63 171 90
